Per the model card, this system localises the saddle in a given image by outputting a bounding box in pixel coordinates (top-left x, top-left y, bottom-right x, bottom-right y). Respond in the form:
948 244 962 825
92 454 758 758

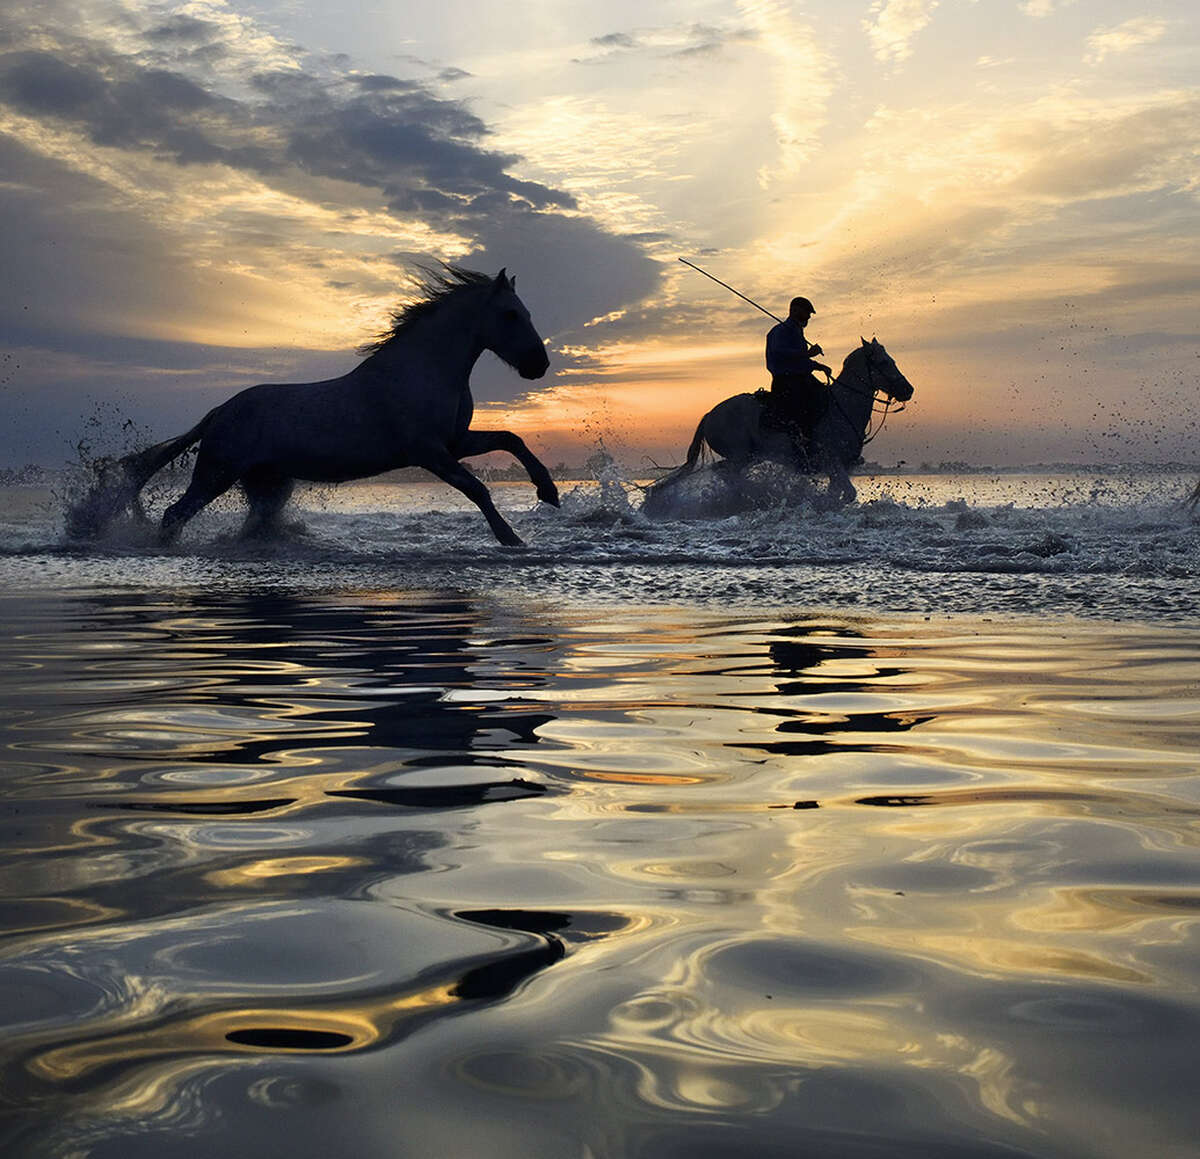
756 388 802 436
755 389 811 465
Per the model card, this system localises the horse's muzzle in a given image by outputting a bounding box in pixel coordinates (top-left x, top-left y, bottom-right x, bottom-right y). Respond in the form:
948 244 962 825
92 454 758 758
518 347 550 380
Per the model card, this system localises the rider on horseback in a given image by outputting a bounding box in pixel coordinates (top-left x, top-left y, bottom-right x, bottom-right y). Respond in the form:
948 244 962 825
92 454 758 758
764 296 832 456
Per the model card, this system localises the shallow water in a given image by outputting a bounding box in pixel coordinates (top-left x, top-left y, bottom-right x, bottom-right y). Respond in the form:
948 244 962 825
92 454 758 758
2 469 1198 620
0 473 1198 1157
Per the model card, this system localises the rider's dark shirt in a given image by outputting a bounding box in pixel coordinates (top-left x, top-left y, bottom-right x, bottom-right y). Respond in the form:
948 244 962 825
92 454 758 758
766 320 819 377
765 321 827 438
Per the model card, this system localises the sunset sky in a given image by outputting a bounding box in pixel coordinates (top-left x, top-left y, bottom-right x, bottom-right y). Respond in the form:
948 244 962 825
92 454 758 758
1 0 1197 470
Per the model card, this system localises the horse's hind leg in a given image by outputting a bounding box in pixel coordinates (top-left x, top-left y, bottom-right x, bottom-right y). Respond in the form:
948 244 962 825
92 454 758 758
239 470 295 539
160 456 236 543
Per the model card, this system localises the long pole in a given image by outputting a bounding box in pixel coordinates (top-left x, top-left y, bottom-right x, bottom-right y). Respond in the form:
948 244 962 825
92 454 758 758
677 257 784 325
679 257 832 384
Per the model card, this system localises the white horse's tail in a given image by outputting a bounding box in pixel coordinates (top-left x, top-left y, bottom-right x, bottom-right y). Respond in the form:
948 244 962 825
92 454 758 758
639 417 709 515
683 417 708 471
65 412 213 539
653 418 707 490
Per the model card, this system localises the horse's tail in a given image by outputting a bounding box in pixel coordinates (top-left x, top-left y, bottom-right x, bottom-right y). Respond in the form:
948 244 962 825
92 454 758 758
119 414 212 494
683 416 708 472
640 416 709 514
65 412 213 539
657 416 707 487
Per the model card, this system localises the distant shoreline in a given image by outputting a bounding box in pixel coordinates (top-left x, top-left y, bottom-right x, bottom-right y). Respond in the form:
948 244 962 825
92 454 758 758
2 461 1198 487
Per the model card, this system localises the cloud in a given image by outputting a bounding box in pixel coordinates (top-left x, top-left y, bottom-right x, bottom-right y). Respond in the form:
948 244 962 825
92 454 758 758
0 0 658 346
578 22 757 64
590 33 637 51
1010 95 1198 199
739 75 1200 408
0 47 277 170
1019 0 1075 17
864 0 940 65
0 0 665 463
1084 18 1168 67
734 0 835 183
0 28 576 214
241 68 578 214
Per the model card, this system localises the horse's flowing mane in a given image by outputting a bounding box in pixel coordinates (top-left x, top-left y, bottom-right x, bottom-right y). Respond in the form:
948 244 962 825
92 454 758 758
359 264 492 355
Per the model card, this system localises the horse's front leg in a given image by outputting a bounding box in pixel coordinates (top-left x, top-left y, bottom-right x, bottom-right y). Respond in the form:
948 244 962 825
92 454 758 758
421 452 524 547
455 430 560 507
826 458 858 506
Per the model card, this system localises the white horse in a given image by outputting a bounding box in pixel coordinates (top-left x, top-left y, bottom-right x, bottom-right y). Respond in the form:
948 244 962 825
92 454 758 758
68 267 558 546
644 338 914 513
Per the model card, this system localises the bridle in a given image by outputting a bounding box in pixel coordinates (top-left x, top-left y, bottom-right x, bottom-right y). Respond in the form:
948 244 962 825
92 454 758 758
828 345 907 448
863 351 907 446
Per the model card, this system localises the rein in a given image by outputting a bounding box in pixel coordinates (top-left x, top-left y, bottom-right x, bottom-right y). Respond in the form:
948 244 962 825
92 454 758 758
830 349 906 447
863 394 898 446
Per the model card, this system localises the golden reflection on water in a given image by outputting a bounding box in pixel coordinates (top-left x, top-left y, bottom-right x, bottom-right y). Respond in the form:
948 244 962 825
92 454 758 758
1 593 1199 1157
205 855 367 888
29 981 458 1083
1018 885 1200 935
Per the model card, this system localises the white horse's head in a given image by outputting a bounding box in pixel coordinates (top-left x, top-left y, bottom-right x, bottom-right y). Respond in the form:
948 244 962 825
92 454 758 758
480 270 550 380
857 337 913 402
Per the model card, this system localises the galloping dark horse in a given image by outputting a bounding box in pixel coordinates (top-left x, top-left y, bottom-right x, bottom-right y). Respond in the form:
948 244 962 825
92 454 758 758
655 338 914 506
69 267 558 546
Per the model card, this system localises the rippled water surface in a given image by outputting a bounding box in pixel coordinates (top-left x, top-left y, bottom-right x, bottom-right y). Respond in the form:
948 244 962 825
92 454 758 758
1 474 1198 1157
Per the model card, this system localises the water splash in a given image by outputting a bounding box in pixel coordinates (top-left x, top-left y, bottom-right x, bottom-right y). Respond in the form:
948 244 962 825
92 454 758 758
641 460 823 521
557 442 642 527
58 404 172 541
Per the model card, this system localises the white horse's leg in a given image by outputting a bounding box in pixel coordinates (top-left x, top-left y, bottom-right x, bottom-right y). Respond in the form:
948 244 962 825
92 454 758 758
422 453 524 546
825 457 857 505
455 430 559 506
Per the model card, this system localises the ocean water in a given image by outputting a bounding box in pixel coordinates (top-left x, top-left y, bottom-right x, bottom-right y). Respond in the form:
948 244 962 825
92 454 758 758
2 468 1197 619
0 469 1198 1158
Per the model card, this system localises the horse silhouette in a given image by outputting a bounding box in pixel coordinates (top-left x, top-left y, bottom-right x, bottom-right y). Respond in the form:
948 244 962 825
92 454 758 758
69 267 558 546
646 339 914 511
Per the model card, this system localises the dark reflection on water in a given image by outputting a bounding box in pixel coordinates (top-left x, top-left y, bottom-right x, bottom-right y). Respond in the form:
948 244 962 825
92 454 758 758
1 590 1198 1158
226 1028 354 1050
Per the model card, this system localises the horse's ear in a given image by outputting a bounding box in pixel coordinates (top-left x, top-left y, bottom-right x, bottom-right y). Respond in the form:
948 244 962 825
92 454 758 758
861 337 869 347
493 269 511 292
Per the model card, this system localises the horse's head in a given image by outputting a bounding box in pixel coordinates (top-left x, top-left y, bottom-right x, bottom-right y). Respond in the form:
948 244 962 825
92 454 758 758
858 337 913 402
480 270 550 380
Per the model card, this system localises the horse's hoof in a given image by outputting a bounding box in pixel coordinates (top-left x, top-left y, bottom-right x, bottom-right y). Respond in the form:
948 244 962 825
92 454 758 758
537 484 560 507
